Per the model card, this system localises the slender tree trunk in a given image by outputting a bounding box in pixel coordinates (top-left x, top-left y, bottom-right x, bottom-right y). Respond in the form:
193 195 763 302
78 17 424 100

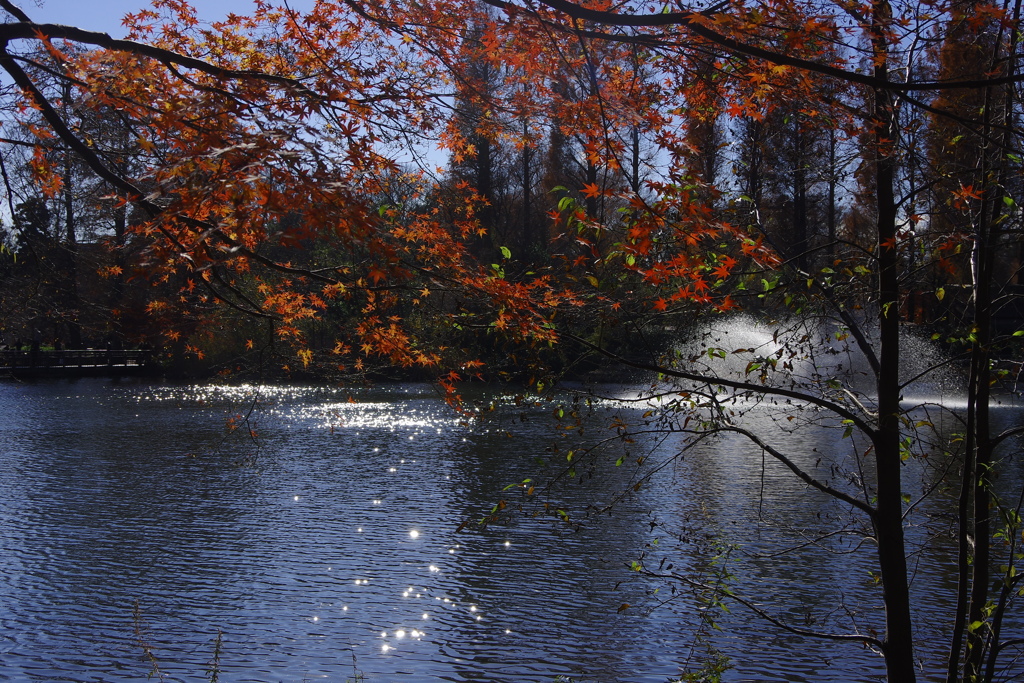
827 128 837 263
965 78 998 683
110 201 127 337
522 116 533 257
61 146 82 347
630 123 641 193
871 2 916 678
874 120 917 682
792 122 808 271
947 5 1018 673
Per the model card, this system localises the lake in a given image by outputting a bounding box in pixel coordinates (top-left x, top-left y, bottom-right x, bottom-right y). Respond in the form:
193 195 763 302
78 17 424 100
0 378 1020 682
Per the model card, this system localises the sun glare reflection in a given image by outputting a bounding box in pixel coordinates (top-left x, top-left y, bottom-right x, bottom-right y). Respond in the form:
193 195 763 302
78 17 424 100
127 383 509 665
134 385 467 435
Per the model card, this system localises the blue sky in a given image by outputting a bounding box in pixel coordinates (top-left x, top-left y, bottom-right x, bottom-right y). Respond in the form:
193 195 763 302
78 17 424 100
16 0 313 37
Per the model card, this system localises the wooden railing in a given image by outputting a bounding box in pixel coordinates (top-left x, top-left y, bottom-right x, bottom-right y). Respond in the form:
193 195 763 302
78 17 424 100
1 348 154 371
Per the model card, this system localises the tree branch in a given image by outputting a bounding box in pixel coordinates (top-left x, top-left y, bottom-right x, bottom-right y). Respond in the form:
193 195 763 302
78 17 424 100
561 331 880 439
0 21 315 98
484 0 1024 92
717 424 876 516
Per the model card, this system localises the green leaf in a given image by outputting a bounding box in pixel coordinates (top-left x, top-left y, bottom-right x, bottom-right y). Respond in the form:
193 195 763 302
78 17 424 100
936 287 945 301
500 246 511 259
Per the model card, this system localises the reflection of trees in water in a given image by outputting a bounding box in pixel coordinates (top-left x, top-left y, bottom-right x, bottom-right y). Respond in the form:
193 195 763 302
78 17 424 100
539 308 1023 681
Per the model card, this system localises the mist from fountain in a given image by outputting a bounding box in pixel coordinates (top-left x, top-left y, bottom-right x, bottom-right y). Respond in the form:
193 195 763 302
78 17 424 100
671 313 968 405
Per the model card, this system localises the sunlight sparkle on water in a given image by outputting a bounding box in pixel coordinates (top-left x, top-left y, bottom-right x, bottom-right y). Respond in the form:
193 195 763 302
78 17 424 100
409 530 419 539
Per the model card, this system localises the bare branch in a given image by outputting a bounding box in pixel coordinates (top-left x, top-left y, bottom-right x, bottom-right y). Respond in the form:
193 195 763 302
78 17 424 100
561 331 880 440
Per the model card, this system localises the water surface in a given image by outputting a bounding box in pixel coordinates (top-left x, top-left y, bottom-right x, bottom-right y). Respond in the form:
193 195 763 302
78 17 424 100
0 378 1020 682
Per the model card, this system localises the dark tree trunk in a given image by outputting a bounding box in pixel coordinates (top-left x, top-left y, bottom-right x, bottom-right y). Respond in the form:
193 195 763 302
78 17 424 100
871 3 916 677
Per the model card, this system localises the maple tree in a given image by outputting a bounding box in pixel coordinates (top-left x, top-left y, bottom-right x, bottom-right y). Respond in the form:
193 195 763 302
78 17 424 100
2 0 1024 680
